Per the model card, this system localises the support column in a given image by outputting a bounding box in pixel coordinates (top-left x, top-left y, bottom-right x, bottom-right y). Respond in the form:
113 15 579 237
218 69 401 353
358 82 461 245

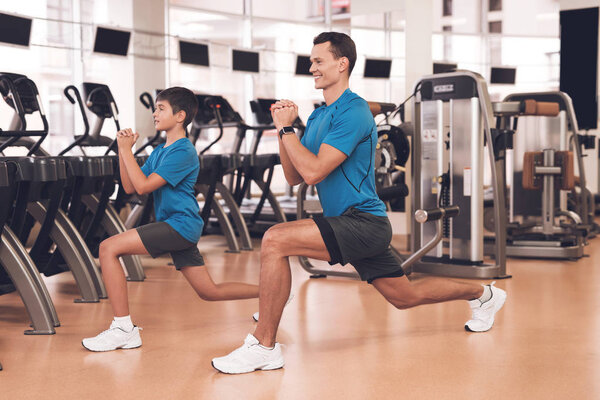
132 0 167 142
400 0 433 238
404 0 433 109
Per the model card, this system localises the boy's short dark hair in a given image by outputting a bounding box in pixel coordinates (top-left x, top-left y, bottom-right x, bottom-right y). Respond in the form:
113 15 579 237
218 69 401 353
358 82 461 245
313 32 357 76
156 87 198 128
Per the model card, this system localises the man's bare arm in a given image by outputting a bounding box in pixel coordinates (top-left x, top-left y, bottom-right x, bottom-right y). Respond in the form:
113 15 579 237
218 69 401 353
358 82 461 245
272 101 346 186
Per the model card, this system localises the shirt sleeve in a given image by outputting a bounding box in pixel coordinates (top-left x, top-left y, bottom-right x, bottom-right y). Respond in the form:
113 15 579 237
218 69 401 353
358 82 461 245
300 110 318 147
153 145 198 187
140 152 154 177
322 100 375 157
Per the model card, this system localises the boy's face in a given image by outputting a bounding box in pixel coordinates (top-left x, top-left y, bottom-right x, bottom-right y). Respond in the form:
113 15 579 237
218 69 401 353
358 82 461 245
309 42 348 90
153 100 185 131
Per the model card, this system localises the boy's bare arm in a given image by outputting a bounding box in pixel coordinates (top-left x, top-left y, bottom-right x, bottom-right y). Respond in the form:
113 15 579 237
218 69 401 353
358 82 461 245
117 130 167 195
118 143 136 194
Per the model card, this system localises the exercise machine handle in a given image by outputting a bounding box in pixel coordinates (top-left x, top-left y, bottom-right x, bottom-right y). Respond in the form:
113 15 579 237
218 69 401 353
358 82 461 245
377 184 409 202
139 92 155 112
199 97 224 155
0 75 27 129
414 205 460 223
134 92 161 155
400 205 460 271
59 86 91 155
367 101 397 117
521 100 559 116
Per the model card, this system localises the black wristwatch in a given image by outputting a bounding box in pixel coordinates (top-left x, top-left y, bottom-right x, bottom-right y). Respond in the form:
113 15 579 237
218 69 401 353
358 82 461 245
278 126 295 139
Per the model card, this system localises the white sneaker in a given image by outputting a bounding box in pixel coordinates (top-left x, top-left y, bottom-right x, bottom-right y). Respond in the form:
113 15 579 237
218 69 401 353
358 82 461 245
465 282 507 332
212 334 284 374
253 293 294 322
82 321 142 352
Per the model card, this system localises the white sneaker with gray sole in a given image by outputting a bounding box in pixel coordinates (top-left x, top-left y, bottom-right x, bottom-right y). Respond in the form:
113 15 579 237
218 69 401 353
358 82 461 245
465 282 507 332
212 334 284 374
82 321 142 352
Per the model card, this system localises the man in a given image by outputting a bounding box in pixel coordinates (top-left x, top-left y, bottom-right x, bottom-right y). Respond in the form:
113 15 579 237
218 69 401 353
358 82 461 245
212 32 506 374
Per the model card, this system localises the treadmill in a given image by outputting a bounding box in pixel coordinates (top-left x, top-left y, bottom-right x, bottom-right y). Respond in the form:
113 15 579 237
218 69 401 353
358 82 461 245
191 94 287 236
60 82 145 280
0 73 101 305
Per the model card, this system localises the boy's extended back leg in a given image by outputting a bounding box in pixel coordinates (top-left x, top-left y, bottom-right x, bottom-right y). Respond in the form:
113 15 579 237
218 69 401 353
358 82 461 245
180 267 259 301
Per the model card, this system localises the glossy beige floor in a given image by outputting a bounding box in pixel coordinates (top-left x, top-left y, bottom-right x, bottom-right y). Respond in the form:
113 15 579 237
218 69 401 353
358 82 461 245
1 234 599 400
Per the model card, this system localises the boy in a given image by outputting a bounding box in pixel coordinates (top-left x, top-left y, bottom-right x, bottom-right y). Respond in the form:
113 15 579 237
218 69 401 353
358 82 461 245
82 87 259 352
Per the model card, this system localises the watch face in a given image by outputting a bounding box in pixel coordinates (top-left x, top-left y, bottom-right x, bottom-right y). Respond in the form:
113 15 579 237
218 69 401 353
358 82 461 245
280 127 294 137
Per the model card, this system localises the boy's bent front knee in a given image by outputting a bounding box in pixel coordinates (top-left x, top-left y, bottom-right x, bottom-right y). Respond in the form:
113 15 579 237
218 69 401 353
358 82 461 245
99 238 120 259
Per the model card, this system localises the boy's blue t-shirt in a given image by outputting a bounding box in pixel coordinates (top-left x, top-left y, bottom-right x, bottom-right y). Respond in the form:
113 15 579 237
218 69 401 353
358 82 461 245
140 138 203 243
301 89 387 217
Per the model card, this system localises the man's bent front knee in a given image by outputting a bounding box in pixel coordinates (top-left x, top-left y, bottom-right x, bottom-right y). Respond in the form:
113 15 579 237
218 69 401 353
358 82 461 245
261 224 296 259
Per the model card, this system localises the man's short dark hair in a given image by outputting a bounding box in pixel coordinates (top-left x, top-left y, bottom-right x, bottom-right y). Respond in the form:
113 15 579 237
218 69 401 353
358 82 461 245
313 32 357 76
156 87 198 128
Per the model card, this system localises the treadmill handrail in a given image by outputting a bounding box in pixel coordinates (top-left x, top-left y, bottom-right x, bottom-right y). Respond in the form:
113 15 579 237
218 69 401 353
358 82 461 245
59 85 91 156
78 83 120 155
199 97 225 155
0 75 27 130
0 74 49 156
135 92 163 155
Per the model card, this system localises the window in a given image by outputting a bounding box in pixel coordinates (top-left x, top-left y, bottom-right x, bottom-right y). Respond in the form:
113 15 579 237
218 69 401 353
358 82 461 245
443 0 452 17
489 21 502 33
253 0 313 22
169 0 243 15
489 0 502 12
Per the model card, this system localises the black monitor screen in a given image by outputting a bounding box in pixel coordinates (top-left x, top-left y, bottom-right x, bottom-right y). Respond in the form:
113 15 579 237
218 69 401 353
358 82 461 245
0 13 32 47
560 7 598 130
490 67 516 84
250 98 277 125
232 49 259 73
179 40 209 66
364 59 392 78
433 62 457 74
83 82 117 118
194 94 239 125
295 55 312 76
93 27 131 56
